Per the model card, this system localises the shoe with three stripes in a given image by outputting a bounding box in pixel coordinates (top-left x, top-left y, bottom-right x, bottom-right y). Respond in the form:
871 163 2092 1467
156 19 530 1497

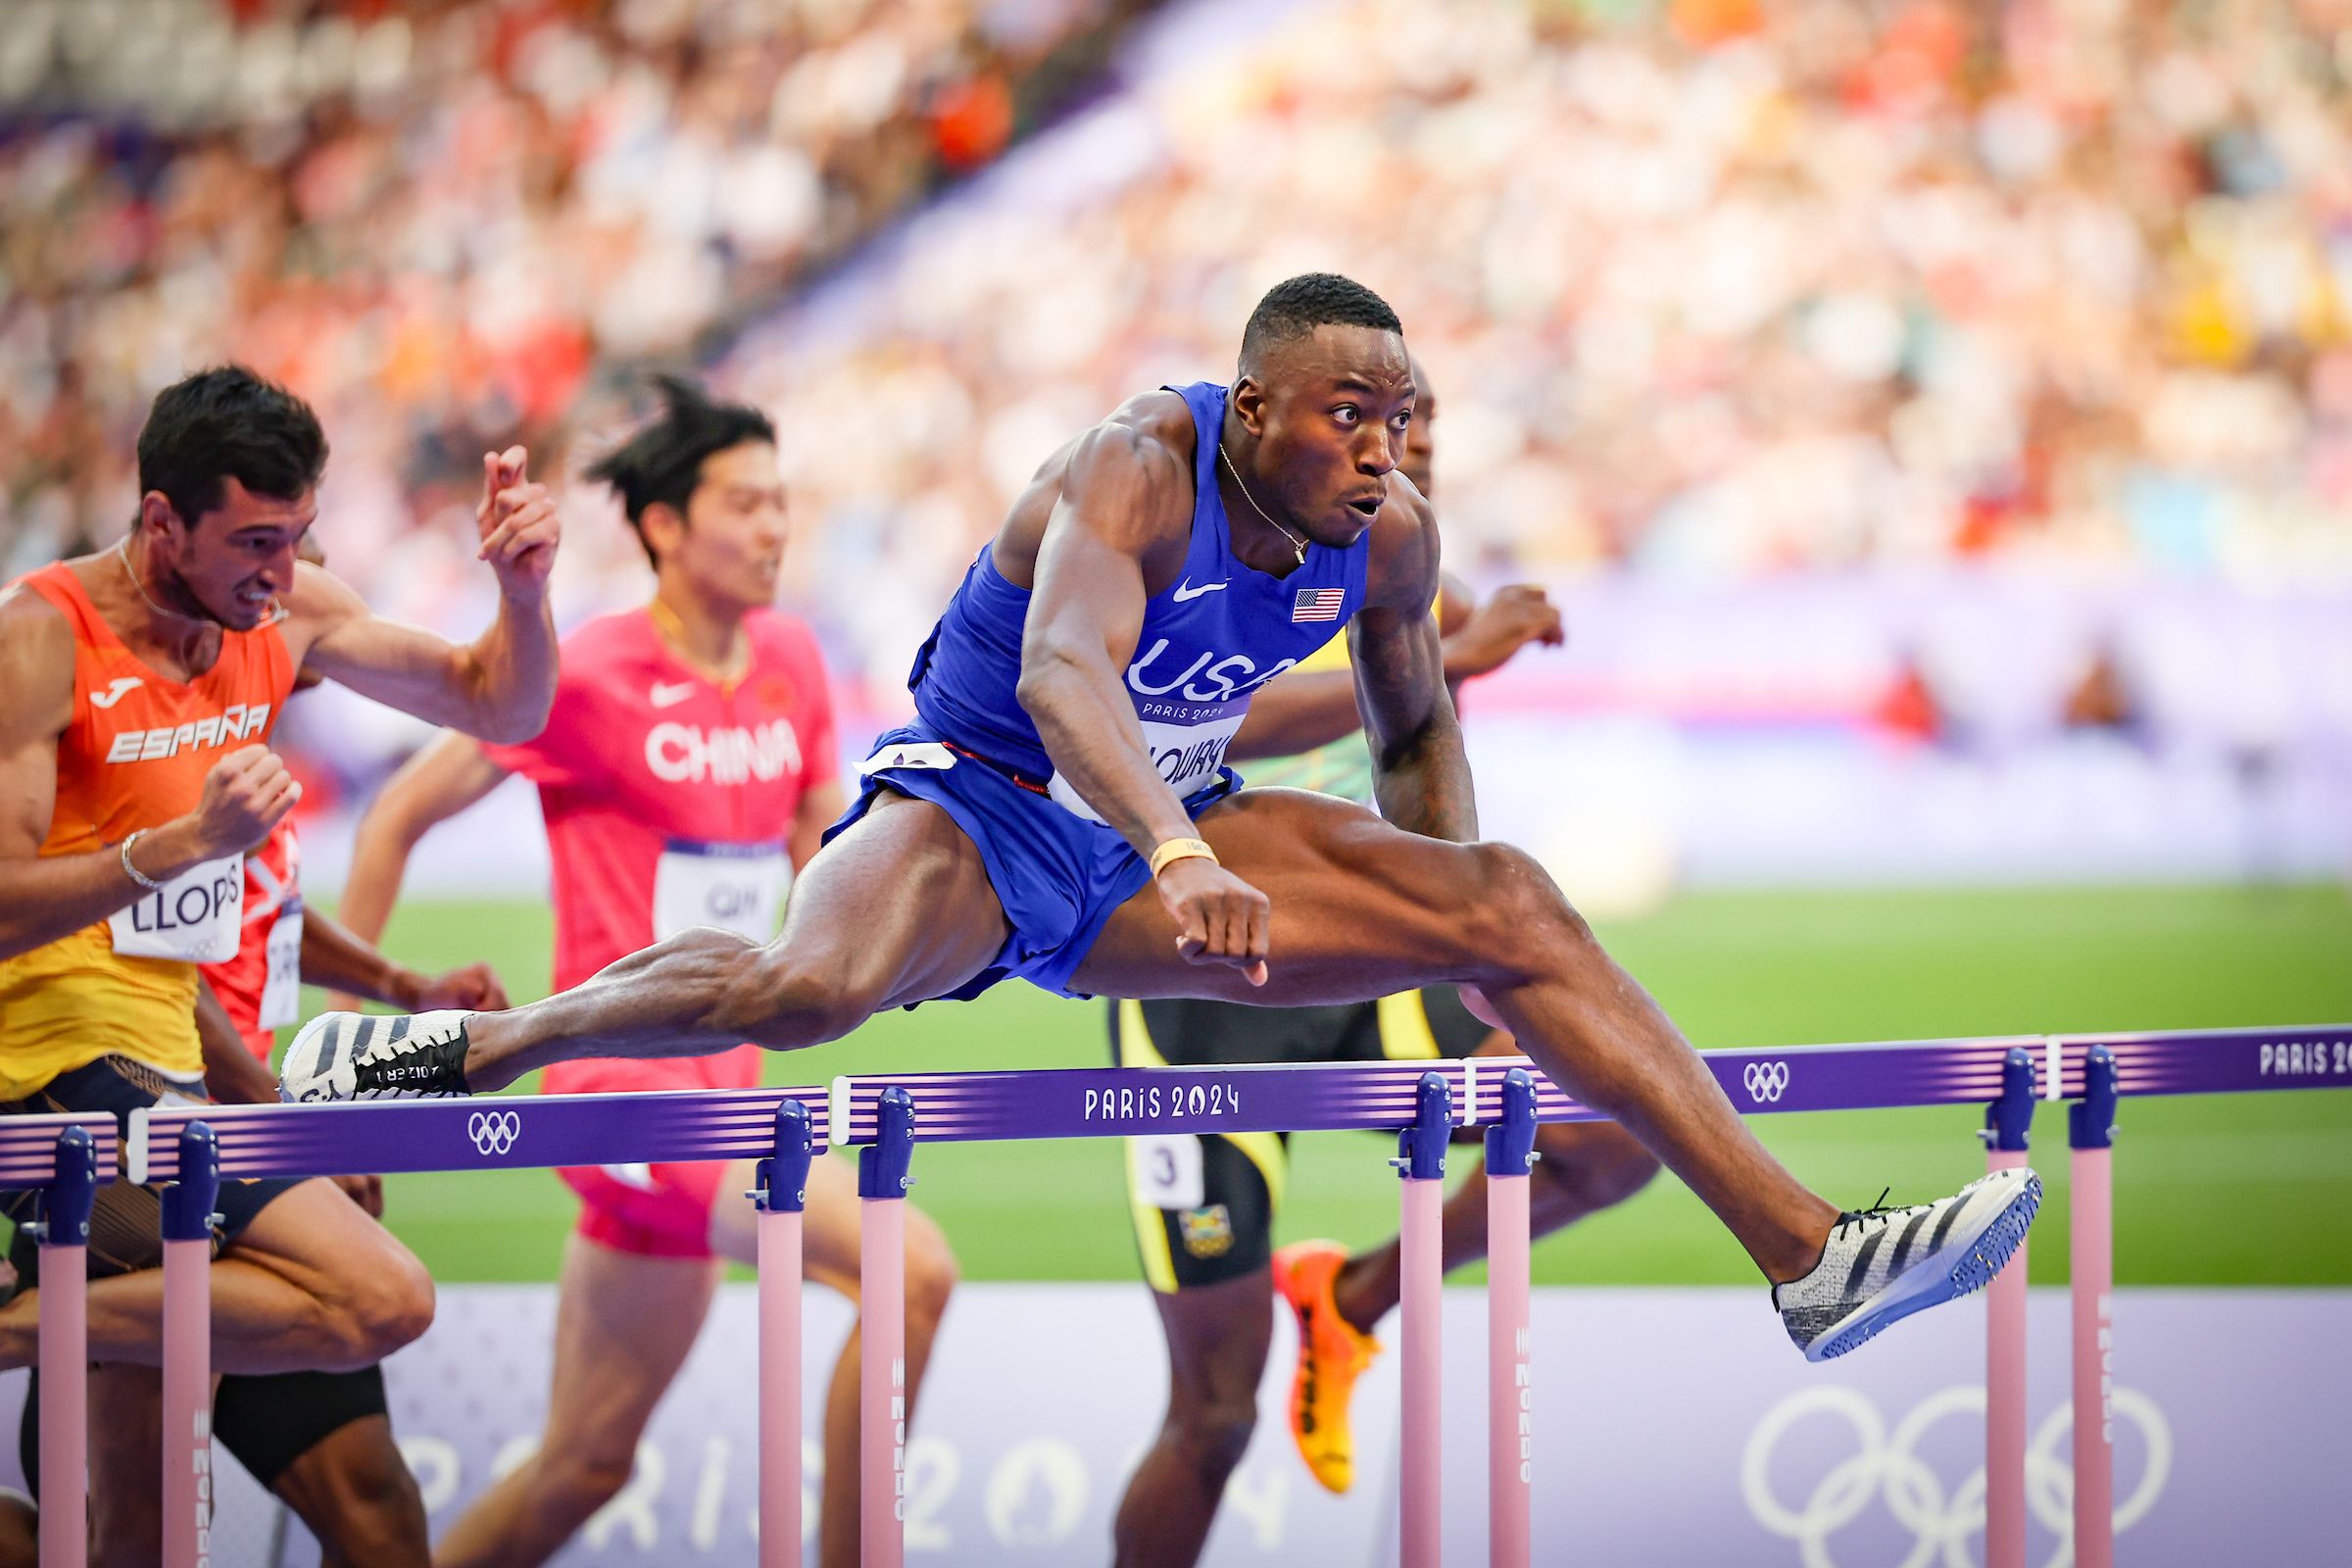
278 1011 475 1103
1773 1166 2042 1362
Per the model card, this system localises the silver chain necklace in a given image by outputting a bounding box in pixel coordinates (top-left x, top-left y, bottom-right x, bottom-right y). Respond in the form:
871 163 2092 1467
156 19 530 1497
117 536 193 622
1217 442 1308 567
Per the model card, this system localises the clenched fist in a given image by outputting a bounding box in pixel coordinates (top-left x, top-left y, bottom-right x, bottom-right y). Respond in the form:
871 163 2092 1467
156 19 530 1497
1157 857 1270 987
185 745 301 858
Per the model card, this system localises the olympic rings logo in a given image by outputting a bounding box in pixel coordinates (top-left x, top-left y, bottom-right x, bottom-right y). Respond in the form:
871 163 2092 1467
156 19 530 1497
1743 1060 1791 1103
467 1110 521 1157
1740 1384 2172 1568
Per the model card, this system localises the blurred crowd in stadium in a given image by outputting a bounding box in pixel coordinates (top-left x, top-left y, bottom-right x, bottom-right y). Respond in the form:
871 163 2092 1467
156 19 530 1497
4 0 2350 697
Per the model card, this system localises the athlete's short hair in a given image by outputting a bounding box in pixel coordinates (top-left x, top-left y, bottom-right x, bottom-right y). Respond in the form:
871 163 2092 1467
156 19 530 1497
136 366 328 529
586 375 776 568
1238 273 1403 373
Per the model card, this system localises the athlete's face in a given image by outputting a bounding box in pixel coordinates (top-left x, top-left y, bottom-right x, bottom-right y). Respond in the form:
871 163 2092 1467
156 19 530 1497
1236 324 1415 548
140 477 316 631
1400 357 1438 500
652 440 789 612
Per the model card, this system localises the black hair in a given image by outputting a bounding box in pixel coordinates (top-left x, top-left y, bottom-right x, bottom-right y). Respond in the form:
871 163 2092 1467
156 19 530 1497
585 375 776 567
136 366 328 527
1238 273 1403 372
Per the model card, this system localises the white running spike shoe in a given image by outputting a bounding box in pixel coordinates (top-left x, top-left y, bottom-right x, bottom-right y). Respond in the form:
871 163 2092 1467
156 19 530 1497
1774 1166 2042 1361
278 1011 475 1102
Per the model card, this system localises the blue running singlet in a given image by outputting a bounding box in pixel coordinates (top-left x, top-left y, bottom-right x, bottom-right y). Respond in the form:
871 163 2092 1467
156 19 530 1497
828 380 1371 1000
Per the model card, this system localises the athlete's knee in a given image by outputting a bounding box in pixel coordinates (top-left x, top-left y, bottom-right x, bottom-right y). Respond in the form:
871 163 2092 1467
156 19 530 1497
331 1246 434 1367
1538 1126 1661 1213
1165 1397 1257 1481
533 1437 641 1519
1463 843 1593 971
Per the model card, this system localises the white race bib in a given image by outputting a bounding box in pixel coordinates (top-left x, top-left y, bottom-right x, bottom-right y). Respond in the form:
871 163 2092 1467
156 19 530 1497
654 839 789 944
258 900 305 1029
1128 1134 1205 1210
109 853 245 963
1050 711 1246 825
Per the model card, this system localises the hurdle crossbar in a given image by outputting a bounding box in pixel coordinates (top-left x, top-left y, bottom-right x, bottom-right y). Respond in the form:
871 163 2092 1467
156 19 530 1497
101 1020 2350 1566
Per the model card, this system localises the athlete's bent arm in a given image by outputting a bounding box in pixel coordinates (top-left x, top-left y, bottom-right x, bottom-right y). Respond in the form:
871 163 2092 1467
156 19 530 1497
289 453 562 745
1016 420 1270 980
0 594 300 961
302 906 509 1013
1350 494 1477 843
336 732 513 949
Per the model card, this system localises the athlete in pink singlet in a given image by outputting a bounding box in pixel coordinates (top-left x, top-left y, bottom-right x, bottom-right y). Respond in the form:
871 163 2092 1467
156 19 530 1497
337 379 956 1568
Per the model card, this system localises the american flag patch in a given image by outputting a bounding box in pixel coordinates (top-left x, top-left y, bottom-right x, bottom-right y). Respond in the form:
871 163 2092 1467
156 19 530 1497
1292 588 1346 622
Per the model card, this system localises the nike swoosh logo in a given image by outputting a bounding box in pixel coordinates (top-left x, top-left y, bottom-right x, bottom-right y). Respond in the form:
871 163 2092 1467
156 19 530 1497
90 677 145 710
650 682 698 709
1172 579 1228 603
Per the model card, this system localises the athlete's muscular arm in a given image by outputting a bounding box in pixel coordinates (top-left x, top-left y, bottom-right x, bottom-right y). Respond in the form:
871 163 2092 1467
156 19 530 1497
291 450 561 746
1351 487 1478 842
337 731 510 948
302 907 509 1012
0 592 299 961
333 732 512 1008
1017 421 1201 852
1017 416 1271 982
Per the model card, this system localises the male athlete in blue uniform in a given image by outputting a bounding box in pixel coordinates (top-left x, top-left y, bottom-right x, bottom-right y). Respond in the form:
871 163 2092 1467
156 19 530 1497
285 277 2040 1408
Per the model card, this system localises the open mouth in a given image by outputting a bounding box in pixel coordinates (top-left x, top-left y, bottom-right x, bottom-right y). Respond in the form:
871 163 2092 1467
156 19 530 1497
1346 497 1382 519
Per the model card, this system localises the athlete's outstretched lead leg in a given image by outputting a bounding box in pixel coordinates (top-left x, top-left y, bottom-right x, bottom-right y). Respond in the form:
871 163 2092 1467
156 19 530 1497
1070 789 2042 1359
281 793 1008 1100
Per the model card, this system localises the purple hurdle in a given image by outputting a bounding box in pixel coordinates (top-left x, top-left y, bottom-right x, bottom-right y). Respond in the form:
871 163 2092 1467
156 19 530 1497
755 1098 817 1568
858 1087 916 1568
1394 1070 1452 1568
1485 1068 1540 1568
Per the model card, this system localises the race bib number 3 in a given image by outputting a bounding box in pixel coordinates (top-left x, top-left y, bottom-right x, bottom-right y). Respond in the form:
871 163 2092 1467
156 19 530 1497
1128 1134 1205 1210
654 839 789 944
109 853 245 964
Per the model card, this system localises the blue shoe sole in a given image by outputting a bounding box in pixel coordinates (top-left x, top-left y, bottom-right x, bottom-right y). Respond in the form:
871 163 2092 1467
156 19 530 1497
1812 1176 2044 1361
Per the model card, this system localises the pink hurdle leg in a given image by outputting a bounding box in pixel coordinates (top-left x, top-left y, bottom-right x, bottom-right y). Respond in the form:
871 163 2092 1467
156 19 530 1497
161 1124 220 1568
2071 1146 2114 1568
35 1250 86 1568
858 1090 914 1568
2070 1048 2119 1568
1984 1146 2032 1568
161 1234 213 1568
1485 1069 1540 1568
1398 1177 1443 1568
1396 1072 1450 1568
1486 1173 1532 1568
1983 1049 2034 1568
34 1125 97 1568
1984 1142 2041 1568
757 1101 815 1568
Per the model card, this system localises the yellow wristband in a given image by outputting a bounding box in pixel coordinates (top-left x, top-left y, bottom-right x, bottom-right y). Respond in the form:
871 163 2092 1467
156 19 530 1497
1149 837 1218 877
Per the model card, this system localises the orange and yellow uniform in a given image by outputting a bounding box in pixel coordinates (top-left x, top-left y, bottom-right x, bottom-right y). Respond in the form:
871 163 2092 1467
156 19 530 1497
0 564 295 1099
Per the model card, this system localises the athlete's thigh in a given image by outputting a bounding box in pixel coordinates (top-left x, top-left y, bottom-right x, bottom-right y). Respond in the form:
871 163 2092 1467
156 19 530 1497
540 1235 721 1461
1072 788 1494 1004
774 790 1010 1012
221 1176 422 1295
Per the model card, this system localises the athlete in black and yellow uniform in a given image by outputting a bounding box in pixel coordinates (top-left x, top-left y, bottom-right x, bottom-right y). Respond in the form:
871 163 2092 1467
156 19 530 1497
1107 362 1662 1568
